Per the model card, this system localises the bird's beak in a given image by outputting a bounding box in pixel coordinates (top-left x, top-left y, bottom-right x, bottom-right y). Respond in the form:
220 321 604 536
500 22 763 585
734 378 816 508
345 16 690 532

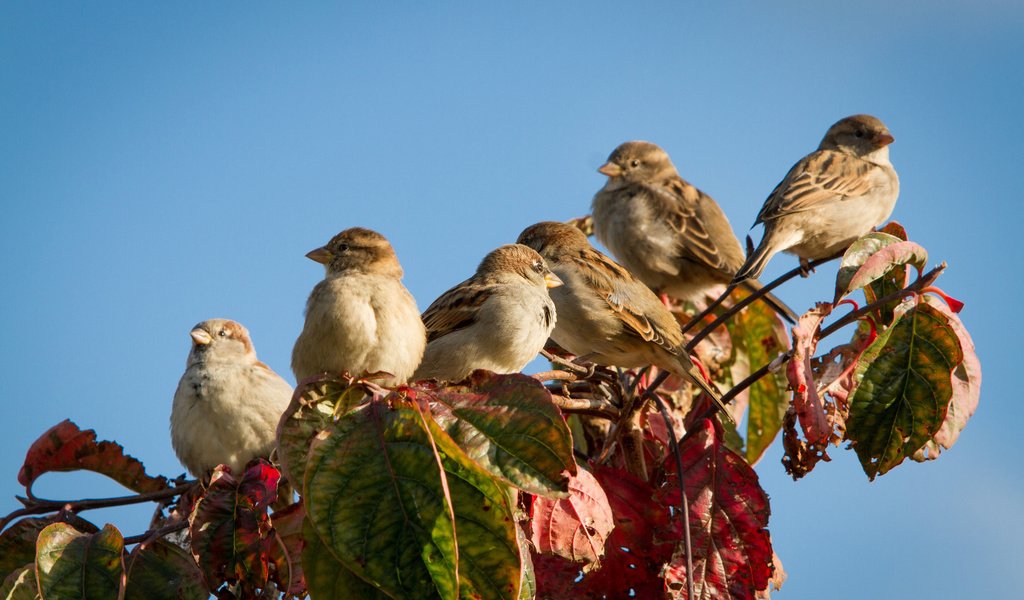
306 246 333 264
598 162 623 177
544 272 564 289
875 132 895 146
190 329 213 346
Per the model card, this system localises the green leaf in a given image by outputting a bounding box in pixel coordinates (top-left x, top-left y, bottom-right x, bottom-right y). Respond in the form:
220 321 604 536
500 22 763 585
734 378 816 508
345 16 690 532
35 522 124 600
277 376 371 489
301 517 389 599
846 303 964 479
419 371 576 497
723 288 791 465
304 398 523 600
0 566 38 600
123 539 207 600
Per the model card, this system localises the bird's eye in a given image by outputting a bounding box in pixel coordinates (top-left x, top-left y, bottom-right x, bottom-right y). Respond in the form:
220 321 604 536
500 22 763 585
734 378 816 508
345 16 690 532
337 243 349 252
533 261 545 273
630 159 641 168
218 330 227 337
854 129 866 138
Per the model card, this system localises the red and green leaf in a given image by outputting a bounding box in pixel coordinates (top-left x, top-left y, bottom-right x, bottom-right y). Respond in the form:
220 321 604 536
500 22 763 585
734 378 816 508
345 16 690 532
189 460 280 590
846 302 963 479
35 522 124 600
415 371 577 497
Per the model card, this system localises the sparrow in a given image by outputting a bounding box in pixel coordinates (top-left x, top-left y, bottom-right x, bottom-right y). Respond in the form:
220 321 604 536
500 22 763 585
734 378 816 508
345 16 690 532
291 227 426 386
733 114 900 282
170 319 293 477
592 140 796 322
414 244 562 382
517 221 726 410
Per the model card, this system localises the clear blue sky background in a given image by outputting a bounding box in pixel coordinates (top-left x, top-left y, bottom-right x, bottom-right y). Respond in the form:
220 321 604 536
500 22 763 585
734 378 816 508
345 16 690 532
2 3 1021 598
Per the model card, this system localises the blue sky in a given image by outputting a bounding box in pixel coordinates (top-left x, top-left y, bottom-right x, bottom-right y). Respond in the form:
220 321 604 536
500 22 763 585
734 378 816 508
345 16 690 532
2 3 1021 598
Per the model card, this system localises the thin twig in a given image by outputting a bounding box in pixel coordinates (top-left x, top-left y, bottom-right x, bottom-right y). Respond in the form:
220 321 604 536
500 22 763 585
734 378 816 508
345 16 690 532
548 394 620 419
1 484 196 531
123 520 189 546
679 262 949 437
684 255 841 351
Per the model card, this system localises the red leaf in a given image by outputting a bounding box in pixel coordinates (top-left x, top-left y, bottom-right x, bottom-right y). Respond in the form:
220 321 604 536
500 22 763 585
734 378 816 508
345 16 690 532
17 420 168 495
529 467 613 567
659 419 774 599
878 221 908 240
189 459 280 592
786 304 833 443
535 466 676 598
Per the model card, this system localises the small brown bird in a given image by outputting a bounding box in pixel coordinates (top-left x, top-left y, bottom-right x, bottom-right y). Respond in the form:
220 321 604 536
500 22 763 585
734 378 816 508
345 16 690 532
414 244 562 382
517 221 725 410
170 319 293 477
733 114 900 282
291 227 426 386
592 140 796 322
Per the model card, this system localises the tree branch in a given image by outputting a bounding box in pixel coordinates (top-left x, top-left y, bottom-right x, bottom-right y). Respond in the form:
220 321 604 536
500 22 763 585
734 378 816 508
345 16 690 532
678 262 948 440
1 483 197 531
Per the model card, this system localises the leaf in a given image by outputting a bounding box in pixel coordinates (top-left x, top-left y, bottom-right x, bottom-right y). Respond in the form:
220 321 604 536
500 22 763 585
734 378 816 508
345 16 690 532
660 419 774 599
0 514 98 576
419 371 576 497
268 501 307 598
846 302 963 479
723 287 791 465
123 538 207 600
35 522 124 600
834 232 902 300
301 517 389 599
786 304 833 444
878 221 908 241
529 467 613 567
0 566 38 600
18 420 168 495
535 466 674 599
912 297 981 461
304 398 523 600
189 460 281 590
842 239 928 303
276 375 371 488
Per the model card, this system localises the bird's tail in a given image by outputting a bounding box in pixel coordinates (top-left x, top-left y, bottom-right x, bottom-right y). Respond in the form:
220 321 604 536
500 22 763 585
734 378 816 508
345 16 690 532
738 279 798 324
732 239 774 284
675 356 734 424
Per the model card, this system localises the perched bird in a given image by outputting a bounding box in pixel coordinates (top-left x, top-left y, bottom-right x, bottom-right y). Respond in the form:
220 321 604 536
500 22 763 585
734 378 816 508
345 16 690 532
517 221 725 409
592 140 796 322
170 319 293 477
733 114 899 282
414 244 562 381
292 227 426 386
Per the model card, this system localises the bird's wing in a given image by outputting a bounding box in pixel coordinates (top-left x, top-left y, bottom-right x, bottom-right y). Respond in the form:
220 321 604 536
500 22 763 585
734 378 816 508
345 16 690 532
421 278 496 343
756 149 878 223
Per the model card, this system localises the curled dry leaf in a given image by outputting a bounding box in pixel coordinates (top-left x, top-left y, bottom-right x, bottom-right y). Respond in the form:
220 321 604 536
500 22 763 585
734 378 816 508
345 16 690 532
18 420 168 496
